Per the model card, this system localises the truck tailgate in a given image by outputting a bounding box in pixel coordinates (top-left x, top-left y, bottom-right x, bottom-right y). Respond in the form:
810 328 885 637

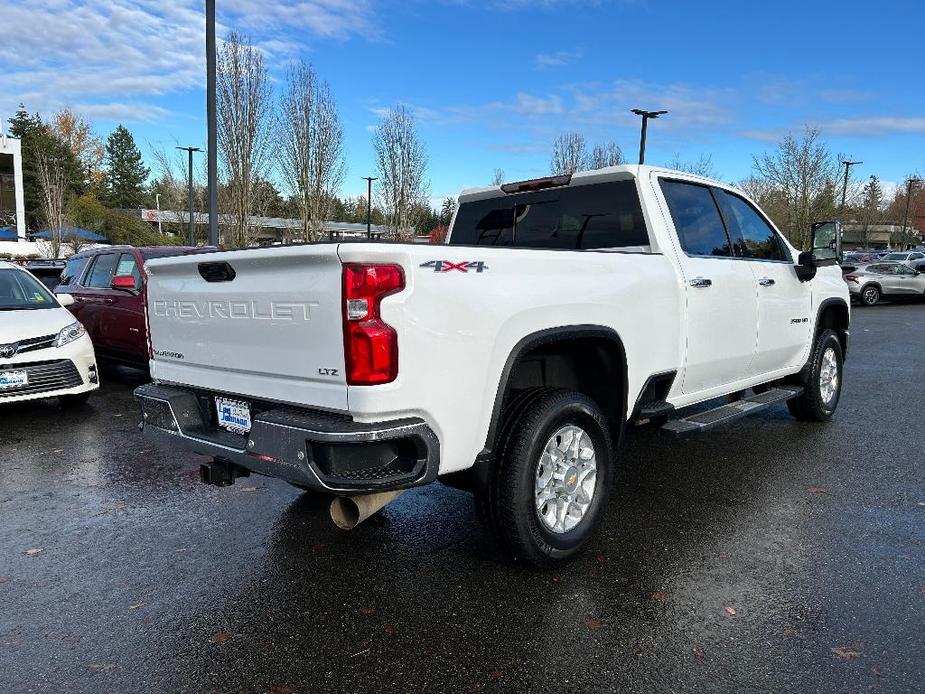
144 245 348 411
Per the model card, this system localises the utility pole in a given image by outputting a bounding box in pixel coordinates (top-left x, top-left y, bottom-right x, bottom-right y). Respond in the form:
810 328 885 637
840 160 862 212
206 0 219 246
362 176 377 239
900 177 922 250
177 146 202 245
155 193 162 235
631 108 667 165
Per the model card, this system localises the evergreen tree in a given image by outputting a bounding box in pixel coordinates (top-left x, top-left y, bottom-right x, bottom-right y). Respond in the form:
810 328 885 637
439 197 457 227
104 124 149 209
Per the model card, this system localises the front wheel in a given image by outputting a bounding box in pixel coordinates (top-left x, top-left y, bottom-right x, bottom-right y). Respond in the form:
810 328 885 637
787 329 843 422
484 388 614 567
860 285 880 306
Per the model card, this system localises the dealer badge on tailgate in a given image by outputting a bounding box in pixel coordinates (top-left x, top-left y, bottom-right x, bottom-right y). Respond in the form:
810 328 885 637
215 397 251 435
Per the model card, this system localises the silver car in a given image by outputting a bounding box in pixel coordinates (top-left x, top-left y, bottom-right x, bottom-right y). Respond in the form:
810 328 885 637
882 251 925 265
844 261 925 305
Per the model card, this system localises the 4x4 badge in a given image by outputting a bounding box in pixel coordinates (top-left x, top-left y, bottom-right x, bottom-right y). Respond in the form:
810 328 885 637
419 260 488 273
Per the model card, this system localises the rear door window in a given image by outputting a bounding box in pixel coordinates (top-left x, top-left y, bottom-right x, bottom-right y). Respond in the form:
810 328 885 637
659 180 733 257
85 254 119 289
715 190 788 261
449 180 649 249
60 255 90 287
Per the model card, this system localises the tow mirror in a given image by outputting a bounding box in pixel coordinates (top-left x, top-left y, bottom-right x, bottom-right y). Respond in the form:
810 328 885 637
111 274 137 292
796 220 843 282
810 220 842 264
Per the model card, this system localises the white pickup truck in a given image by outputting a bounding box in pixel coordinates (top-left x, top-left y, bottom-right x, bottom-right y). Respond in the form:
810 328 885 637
135 165 849 566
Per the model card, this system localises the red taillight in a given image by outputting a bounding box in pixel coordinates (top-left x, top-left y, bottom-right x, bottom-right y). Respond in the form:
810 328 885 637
342 263 404 385
845 274 859 283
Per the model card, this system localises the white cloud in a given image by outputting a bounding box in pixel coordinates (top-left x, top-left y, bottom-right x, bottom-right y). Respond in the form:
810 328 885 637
535 50 581 67
0 0 375 125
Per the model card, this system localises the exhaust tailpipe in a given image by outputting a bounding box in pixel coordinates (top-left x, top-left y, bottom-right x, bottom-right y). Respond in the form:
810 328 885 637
330 490 405 530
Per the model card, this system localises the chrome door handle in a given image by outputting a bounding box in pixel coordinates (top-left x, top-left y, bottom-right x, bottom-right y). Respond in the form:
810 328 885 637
689 277 712 288
758 277 776 286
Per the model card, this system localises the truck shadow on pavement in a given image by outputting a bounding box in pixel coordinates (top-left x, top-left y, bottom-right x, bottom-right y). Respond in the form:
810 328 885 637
154 410 841 692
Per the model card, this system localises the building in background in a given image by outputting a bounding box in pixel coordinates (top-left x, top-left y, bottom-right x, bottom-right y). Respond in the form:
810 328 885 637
0 134 26 241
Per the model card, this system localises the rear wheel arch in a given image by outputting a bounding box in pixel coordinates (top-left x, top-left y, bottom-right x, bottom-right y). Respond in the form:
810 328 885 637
479 326 628 462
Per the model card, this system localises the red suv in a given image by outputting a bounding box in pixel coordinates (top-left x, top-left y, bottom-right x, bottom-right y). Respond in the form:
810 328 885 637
54 245 214 370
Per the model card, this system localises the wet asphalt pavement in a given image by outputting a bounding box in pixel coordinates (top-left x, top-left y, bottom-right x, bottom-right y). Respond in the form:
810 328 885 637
2 304 924 694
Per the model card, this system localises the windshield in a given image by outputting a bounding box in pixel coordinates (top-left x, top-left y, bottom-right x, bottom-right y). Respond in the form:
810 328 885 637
0 268 59 311
884 253 906 260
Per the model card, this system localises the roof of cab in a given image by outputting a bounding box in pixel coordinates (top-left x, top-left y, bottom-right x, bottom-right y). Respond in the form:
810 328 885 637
457 164 724 203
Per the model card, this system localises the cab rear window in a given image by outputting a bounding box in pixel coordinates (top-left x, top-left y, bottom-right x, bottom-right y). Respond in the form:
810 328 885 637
449 180 649 249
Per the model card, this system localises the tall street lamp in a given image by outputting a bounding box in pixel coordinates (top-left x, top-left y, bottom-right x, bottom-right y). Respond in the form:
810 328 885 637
206 0 219 246
840 159 862 212
631 108 667 165
362 176 377 239
901 177 922 250
176 146 202 245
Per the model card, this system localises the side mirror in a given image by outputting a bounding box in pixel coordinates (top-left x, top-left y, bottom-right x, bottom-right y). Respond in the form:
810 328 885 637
795 251 817 282
810 220 842 265
56 293 75 307
111 275 138 292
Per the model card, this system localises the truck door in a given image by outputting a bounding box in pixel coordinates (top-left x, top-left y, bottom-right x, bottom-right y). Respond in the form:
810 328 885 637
97 252 146 359
713 189 812 375
656 178 759 395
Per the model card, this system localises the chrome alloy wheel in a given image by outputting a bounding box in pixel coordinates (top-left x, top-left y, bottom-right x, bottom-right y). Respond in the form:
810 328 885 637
819 346 839 405
863 287 878 305
534 425 597 534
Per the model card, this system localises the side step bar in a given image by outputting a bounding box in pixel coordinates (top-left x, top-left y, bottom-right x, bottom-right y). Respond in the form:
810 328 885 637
660 386 803 438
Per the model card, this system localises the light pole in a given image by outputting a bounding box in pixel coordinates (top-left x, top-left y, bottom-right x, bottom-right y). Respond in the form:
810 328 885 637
362 176 377 239
900 177 922 250
631 108 667 165
839 160 862 212
206 0 219 246
155 193 162 235
176 146 202 245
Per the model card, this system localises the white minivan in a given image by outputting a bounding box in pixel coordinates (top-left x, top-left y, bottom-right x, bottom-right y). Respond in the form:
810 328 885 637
0 260 99 406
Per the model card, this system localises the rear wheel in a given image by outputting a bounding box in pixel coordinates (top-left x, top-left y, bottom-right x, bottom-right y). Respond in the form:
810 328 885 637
860 285 880 306
479 388 614 566
787 329 843 422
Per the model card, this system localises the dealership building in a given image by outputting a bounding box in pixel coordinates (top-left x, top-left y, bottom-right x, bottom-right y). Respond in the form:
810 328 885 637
0 133 26 241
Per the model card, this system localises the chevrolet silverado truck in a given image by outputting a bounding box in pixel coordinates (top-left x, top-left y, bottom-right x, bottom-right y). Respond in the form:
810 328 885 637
135 165 850 566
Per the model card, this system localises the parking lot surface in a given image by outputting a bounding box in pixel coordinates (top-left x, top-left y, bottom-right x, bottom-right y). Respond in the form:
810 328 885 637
1 304 923 693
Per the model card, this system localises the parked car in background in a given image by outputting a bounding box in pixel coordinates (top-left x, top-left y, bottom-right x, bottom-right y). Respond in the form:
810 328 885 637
844 261 925 305
0 260 99 407
54 245 215 370
24 259 67 290
881 251 924 265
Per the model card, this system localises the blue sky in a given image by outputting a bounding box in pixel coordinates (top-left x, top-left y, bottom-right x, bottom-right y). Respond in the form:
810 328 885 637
3 0 924 205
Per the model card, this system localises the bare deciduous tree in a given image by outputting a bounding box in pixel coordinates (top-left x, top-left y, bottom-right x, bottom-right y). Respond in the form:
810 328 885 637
373 105 428 237
491 168 505 185
589 141 624 169
666 153 717 178
550 132 587 175
750 127 841 249
280 61 346 242
35 153 68 258
217 31 275 248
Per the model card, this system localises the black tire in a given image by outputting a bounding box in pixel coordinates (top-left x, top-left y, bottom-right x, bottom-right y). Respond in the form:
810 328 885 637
787 329 843 422
486 388 614 566
860 284 880 306
59 392 91 409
